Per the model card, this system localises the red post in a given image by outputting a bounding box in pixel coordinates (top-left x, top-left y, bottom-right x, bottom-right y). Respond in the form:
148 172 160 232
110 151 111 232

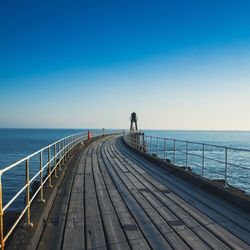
88 131 92 140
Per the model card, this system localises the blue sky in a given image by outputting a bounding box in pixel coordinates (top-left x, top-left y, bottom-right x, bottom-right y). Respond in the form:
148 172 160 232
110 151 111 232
1 1 250 129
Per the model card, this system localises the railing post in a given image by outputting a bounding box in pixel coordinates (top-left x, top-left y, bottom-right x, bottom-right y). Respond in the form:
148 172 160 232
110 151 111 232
63 139 65 165
68 137 70 157
24 158 33 227
59 142 62 171
144 136 147 153
225 147 228 187
54 143 58 178
66 138 68 160
66 138 68 158
54 144 58 178
156 137 159 158
72 136 75 152
66 138 69 156
164 138 166 161
65 138 68 159
173 140 176 164
48 147 53 188
70 137 72 155
70 137 72 154
141 134 144 151
68 137 71 156
202 144 205 176
0 172 4 249
39 151 45 203
186 141 188 170
150 136 153 155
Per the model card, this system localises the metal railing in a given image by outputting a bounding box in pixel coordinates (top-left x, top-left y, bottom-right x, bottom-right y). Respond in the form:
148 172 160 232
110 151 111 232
124 133 250 194
0 129 121 249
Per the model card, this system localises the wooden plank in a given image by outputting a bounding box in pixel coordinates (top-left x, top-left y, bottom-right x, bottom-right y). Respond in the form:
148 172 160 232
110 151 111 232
38 149 83 250
97 141 151 250
62 150 87 250
115 137 250 248
92 143 130 250
106 141 190 249
108 143 210 250
101 141 171 249
111 143 231 249
85 143 107 250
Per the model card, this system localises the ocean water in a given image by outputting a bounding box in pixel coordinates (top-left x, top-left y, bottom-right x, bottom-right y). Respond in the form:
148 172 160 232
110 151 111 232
0 129 87 211
0 129 86 169
144 130 250 149
0 129 250 212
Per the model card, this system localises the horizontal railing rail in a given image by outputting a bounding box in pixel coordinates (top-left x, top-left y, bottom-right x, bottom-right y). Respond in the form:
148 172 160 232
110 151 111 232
0 129 122 249
124 132 250 194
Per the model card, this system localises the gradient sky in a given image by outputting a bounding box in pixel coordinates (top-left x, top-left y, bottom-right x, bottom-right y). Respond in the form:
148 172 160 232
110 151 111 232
1 1 250 129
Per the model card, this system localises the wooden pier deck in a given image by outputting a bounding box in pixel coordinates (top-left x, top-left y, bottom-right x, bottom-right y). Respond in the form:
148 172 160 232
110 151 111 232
36 135 250 250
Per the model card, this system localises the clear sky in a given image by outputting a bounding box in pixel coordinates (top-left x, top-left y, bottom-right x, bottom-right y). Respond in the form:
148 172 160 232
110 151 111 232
1 1 250 130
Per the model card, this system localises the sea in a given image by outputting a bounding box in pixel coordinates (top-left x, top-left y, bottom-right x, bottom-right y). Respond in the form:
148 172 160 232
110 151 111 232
0 129 250 211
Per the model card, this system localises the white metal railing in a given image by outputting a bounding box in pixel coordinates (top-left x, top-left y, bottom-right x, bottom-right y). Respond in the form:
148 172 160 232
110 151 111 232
0 129 121 249
124 132 250 194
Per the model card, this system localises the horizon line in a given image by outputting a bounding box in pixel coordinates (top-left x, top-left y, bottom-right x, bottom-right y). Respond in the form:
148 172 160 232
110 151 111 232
0 127 250 132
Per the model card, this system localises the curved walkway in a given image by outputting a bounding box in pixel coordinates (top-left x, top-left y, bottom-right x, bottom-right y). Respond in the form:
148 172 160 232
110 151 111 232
37 135 250 250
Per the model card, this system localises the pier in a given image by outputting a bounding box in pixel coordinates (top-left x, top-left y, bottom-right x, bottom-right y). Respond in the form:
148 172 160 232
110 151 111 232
2 0 250 248
3 132 250 249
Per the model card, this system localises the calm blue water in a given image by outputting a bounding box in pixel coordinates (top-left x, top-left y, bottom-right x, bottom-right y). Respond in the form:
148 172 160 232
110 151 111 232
0 129 87 211
144 130 250 149
0 129 250 212
0 129 86 169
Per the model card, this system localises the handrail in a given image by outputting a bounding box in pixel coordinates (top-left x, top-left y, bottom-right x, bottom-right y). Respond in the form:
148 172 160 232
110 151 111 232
0 129 122 249
147 135 250 152
124 132 250 194
1 131 85 174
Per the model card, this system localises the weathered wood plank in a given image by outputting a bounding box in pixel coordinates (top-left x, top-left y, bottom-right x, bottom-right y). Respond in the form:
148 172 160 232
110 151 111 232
115 137 250 248
92 143 130 250
97 141 151 250
62 150 87 250
85 144 107 250
111 142 231 249
101 142 171 249
108 143 209 250
38 150 83 250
